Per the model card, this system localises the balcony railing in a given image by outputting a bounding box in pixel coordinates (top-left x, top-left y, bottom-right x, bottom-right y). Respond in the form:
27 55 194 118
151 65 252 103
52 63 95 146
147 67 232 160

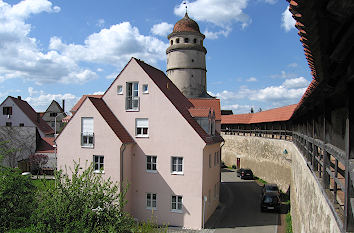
126 96 139 111
221 128 293 141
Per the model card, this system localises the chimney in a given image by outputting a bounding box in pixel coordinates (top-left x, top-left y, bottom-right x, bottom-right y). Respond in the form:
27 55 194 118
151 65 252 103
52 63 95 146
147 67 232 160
17 96 21 100
62 99 65 112
36 113 40 123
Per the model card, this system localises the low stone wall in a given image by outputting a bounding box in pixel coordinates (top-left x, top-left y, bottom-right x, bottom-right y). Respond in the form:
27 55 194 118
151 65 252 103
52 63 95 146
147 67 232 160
291 145 341 233
221 134 292 191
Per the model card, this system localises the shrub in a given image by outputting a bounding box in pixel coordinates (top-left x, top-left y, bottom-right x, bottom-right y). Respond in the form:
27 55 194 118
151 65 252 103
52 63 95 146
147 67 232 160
232 164 237 169
0 166 36 232
33 162 137 232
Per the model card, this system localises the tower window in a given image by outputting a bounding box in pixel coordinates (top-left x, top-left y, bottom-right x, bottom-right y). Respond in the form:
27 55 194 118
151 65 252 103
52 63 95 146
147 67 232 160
184 38 189 43
191 59 194 62
170 40 173 45
176 38 180 43
193 38 197 43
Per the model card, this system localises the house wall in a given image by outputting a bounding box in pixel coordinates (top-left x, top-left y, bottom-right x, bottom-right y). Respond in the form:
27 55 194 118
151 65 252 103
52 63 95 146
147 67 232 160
42 102 65 133
0 97 45 137
56 99 124 185
103 59 209 229
202 143 221 224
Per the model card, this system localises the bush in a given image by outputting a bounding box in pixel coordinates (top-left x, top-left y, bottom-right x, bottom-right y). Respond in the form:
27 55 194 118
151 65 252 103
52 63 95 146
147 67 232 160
0 166 36 232
33 162 138 232
232 164 237 169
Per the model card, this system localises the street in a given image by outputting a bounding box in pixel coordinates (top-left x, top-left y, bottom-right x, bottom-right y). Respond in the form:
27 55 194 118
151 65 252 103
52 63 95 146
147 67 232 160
205 169 281 233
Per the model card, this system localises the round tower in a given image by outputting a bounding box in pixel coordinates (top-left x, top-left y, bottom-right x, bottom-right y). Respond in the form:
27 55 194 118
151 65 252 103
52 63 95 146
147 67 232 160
166 13 208 98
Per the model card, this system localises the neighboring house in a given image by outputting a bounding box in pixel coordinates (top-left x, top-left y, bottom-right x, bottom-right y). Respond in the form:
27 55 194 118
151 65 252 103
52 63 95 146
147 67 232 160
56 58 224 229
0 96 54 137
41 100 66 134
35 137 56 172
189 98 221 133
62 95 103 123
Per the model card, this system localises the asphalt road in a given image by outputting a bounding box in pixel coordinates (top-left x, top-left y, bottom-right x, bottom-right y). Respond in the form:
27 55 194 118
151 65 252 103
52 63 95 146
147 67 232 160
205 169 280 233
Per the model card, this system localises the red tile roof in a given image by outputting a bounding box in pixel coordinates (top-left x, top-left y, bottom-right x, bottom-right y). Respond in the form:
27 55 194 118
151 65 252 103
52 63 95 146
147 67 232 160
173 13 201 33
62 115 72 123
36 137 55 153
134 58 223 145
9 97 54 135
71 95 103 113
88 97 134 144
222 104 297 125
189 108 211 118
189 98 221 121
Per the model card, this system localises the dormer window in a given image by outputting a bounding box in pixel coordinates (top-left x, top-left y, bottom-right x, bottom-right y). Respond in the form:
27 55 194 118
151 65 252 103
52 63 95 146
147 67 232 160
126 82 139 111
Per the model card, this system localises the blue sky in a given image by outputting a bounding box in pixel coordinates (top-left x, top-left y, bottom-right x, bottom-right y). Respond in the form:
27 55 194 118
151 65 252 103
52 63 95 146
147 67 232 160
0 0 309 114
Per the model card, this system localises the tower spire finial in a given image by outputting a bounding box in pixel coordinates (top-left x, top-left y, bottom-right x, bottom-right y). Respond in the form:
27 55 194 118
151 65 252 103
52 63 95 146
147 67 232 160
183 1 187 14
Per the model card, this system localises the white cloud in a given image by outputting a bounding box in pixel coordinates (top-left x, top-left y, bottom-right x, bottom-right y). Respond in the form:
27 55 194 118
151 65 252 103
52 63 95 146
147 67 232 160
24 90 79 112
282 76 309 89
270 70 297 79
151 22 173 37
263 0 277 4
281 6 296 32
204 28 231 39
287 62 298 68
0 1 167 85
174 0 251 38
92 91 104 95
246 77 257 82
221 104 251 112
50 22 168 68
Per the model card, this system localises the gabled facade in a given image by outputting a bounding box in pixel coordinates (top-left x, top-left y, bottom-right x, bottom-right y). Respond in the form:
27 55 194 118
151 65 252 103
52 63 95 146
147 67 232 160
41 100 66 133
0 96 54 137
57 58 223 229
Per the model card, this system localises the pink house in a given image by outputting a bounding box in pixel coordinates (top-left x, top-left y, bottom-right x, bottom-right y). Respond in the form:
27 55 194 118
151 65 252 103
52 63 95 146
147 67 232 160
56 58 223 229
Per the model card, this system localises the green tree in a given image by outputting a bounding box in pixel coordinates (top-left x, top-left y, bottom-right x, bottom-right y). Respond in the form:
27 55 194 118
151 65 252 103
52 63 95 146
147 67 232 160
0 166 36 232
33 162 142 232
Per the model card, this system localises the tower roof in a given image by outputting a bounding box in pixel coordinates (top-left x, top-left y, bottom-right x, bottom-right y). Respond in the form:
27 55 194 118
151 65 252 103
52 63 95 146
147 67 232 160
173 13 200 33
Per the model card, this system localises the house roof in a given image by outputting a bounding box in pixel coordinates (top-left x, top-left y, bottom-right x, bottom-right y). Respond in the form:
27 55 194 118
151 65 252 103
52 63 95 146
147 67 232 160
222 104 297 125
188 108 212 118
45 100 64 113
88 97 134 144
173 13 201 33
71 95 103 113
36 137 55 153
189 98 221 121
9 97 54 135
135 58 223 144
62 115 72 123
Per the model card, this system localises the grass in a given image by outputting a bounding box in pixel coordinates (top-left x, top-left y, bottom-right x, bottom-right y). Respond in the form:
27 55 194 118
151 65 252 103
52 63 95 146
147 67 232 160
255 176 267 184
286 212 293 233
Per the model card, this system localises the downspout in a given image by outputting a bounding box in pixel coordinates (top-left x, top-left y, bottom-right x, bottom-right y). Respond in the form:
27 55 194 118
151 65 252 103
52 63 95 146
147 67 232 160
120 144 127 191
219 141 225 184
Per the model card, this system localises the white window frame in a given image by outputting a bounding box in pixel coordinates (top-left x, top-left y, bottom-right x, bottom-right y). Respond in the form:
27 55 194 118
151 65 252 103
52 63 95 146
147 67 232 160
136 118 149 137
142 84 149 94
171 156 183 175
126 82 139 111
117 85 123 95
146 193 157 210
171 195 183 213
146 155 157 173
93 155 104 173
81 117 94 148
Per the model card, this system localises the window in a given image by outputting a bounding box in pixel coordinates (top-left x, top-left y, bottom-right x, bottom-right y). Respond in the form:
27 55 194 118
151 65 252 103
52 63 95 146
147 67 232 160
117 85 123 95
3 107 12 115
93 155 104 172
6 122 12 127
209 154 211 168
193 38 197 43
19 123 24 127
81 117 94 147
171 157 183 174
184 38 189 43
142 84 148 94
136 118 148 137
146 193 157 209
146 155 157 172
176 38 180 43
126 82 139 110
50 112 57 117
170 40 173 45
171 195 182 212
51 122 55 127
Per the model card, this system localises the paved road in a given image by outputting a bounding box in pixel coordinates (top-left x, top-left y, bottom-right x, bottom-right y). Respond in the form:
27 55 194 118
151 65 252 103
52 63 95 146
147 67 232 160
205 169 280 233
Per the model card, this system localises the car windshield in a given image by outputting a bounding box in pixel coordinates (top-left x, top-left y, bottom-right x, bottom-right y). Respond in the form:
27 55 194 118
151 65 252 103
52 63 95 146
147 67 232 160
263 196 278 204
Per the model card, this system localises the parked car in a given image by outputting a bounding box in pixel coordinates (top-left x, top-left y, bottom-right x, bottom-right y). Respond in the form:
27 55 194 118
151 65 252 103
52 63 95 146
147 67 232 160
260 192 281 212
261 183 280 196
238 168 253 180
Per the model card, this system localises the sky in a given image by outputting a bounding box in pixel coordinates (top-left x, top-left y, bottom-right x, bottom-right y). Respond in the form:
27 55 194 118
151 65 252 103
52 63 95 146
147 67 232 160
0 0 310 114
